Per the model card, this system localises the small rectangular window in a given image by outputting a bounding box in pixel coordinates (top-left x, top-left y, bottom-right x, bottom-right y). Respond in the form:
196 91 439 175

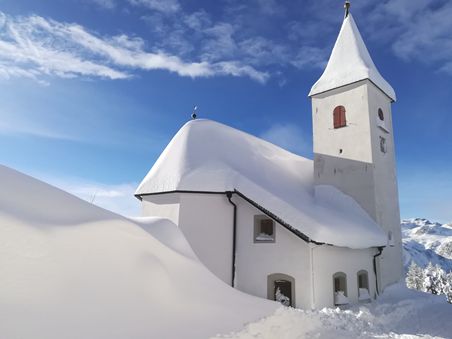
379 136 387 153
254 216 275 243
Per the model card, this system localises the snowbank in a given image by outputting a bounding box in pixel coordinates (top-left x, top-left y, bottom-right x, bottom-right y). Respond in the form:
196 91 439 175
309 14 396 101
215 283 452 339
0 165 277 339
136 119 387 249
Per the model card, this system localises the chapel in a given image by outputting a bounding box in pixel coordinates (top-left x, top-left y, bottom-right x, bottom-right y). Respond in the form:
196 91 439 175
135 3 402 308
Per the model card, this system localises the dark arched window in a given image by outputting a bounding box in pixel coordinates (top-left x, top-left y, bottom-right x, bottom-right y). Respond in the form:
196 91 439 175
378 108 384 121
333 106 346 129
333 272 348 305
357 270 370 301
267 273 295 307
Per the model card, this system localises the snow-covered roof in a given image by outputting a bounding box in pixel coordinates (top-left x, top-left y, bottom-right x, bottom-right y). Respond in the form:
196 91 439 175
309 14 396 102
136 119 387 249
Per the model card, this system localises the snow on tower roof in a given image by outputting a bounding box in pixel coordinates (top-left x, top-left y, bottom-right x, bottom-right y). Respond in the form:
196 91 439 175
309 13 396 101
136 119 387 249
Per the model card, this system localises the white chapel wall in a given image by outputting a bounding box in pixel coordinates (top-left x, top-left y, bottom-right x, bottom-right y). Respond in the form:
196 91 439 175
367 83 403 288
233 198 312 309
178 193 234 285
312 245 377 308
141 193 180 225
312 81 378 219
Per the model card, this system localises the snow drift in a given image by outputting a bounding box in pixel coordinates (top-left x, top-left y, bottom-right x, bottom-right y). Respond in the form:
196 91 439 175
0 165 277 339
136 119 387 248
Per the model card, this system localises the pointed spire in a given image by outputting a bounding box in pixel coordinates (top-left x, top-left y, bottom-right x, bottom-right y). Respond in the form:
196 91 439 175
309 11 396 101
344 1 351 18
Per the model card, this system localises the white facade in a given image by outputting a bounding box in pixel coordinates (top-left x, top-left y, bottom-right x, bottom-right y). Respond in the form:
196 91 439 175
140 192 379 309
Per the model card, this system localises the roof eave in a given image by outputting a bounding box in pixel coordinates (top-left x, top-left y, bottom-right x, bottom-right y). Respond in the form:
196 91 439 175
308 78 396 103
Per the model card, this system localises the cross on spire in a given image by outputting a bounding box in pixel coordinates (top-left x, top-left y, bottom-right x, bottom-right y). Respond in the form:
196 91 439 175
344 1 351 18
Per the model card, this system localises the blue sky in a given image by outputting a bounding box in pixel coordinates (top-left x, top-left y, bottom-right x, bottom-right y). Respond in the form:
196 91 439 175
0 0 451 222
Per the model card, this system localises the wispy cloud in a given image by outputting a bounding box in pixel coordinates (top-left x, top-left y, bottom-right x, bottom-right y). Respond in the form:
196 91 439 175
128 0 181 14
260 123 310 156
141 6 328 78
0 11 268 83
91 0 116 10
360 0 452 76
40 175 140 217
0 119 81 141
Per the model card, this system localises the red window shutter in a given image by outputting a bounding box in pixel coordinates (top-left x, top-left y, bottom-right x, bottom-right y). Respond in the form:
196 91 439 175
340 106 346 127
333 106 346 128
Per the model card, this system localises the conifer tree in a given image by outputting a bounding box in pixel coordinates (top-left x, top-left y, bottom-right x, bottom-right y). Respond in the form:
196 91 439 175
444 272 452 304
423 262 435 294
406 261 423 291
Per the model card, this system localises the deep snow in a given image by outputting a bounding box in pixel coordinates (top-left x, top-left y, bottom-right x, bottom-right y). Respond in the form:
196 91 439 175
215 283 452 339
2 164 451 339
0 165 277 339
136 119 387 249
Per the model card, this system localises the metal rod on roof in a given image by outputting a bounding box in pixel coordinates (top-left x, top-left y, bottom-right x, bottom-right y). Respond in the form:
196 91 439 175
344 1 351 18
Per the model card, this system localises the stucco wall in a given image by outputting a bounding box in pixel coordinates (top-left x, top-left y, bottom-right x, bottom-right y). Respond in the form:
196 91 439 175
312 245 377 309
232 196 312 309
311 80 403 289
312 81 378 219
367 84 403 288
178 193 234 285
141 193 180 225
140 192 380 309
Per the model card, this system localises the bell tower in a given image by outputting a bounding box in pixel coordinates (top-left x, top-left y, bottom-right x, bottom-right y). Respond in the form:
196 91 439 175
309 4 402 289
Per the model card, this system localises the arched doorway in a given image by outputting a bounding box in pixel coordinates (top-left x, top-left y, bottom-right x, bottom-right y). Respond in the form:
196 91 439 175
267 273 295 307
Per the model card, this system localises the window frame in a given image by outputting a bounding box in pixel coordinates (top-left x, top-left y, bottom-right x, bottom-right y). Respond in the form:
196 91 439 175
379 136 387 153
254 215 275 243
377 108 389 133
333 272 348 296
333 105 347 129
357 270 369 290
267 273 296 307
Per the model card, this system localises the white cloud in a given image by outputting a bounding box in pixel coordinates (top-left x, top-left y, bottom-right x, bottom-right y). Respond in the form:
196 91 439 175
260 123 310 156
214 61 269 84
128 0 180 14
0 11 268 83
255 0 285 16
363 0 452 75
91 0 116 10
41 175 140 217
0 119 80 141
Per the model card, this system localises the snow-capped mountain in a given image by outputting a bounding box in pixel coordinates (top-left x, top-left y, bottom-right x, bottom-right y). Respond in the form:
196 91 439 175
402 218 452 272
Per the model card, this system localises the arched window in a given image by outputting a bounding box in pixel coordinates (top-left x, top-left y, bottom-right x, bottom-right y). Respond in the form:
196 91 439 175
267 273 295 307
333 106 346 129
333 272 348 305
378 108 384 121
357 270 370 301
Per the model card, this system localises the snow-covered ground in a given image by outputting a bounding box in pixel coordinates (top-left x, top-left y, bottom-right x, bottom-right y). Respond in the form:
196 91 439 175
1 164 451 339
214 219 452 339
402 218 452 272
215 283 452 339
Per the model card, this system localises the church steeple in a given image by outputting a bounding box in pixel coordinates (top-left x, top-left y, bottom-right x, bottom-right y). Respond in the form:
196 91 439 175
309 5 402 291
309 7 396 102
